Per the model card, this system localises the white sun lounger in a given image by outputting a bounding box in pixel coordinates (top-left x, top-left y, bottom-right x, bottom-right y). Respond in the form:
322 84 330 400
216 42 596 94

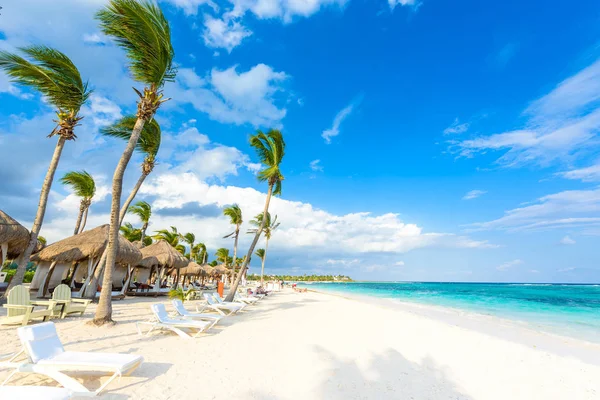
171 300 223 324
1 322 143 395
212 293 248 309
136 304 214 339
202 293 244 314
234 294 260 304
0 386 74 400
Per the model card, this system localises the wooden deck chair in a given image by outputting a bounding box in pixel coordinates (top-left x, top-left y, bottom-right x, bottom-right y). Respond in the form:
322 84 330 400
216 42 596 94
0 285 53 326
51 284 91 318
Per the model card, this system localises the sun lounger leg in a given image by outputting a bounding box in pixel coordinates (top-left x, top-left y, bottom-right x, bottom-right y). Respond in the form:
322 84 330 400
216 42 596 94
96 371 120 394
169 326 192 339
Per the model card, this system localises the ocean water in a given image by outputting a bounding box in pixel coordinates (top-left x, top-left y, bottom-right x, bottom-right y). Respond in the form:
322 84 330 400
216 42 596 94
298 282 600 343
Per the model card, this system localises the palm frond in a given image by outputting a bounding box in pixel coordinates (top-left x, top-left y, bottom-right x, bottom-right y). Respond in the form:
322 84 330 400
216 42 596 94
222 204 243 225
96 0 176 86
128 200 152 223
60 170 96 199
0 45 91 113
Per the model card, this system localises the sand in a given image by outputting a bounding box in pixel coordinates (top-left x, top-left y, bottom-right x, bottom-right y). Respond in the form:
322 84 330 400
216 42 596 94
1 289 599 399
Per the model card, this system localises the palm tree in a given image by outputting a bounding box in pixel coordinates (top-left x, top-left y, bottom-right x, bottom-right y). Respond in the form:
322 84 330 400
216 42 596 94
255 249 266 283
60 171 96 234
226 129 285 301
127 201 152 246
223 204 243 273
120 222 151 246
215 248 230 265
152 226 180 247
248 212 280 285
94 0 175 325
100 116 161 224
192 242 207 263
0 46 91 295
180 232 195 259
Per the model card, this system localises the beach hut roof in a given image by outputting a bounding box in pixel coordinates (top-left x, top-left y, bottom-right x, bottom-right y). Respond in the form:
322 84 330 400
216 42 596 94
31 224 142 265
213 263 229 274
0 210 31 257
136 240 187 269
180 261 206 276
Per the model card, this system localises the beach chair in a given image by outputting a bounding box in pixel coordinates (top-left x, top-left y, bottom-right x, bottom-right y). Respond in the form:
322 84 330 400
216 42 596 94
202 293 243 314
0 386 74 400
212 293 247 309
51 284 92 318
0 285 53 326
171 300 222 324
136 304 214 339
0 322 143 395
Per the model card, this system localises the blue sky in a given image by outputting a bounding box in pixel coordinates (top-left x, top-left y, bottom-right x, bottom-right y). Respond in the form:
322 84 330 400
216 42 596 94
1 0 599 282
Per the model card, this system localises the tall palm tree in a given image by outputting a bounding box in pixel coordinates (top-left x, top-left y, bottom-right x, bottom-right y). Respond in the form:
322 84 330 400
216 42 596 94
192 242 207 263
100 116 161 224
215 248 230 265
127 201 152 246
248 212 280 285
60 171 96 235
152 226 180 247
255 249 266 283
94 0 175 325
0 46 91 295
226 129 285 301
180 232 195 259
223 204 243 273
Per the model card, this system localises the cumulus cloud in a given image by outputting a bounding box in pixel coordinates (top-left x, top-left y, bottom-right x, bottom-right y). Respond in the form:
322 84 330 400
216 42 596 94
202 13 252 52
168 64 289 127
463 190 487 200
449 59 600 168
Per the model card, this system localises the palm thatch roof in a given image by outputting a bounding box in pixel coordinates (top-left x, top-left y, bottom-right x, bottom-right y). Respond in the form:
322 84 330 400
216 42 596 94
0 210 31 258
136 240 187 270
180 261 205 276
213 263 229 275
201 264 214 275
31 224 142 265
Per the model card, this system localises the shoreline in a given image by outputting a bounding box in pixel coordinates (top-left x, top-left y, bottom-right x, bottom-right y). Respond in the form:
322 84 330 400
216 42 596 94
307 287 600 367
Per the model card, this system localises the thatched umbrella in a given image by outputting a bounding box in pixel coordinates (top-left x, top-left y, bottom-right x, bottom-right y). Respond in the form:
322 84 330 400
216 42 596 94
30 224 142 297
0 210 30 265
136 240 187 292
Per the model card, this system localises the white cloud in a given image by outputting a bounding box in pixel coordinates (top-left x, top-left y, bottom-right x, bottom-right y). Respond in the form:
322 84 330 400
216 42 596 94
557 267 576 273
529 269 540 273
310 159 323 172
443 118 469 135
468 188 600 232
81 95 122 127
228 0 346 23
395 261 405 266
558 162 600 182
463 189 487 200
449 59 600 168
497 259 523 271
203 14 252 52
168 64 289 127
560 235 576 245
82 33 107 45
322 101 357 144
326 259 359 266
161 0 216 15
388 0 416 10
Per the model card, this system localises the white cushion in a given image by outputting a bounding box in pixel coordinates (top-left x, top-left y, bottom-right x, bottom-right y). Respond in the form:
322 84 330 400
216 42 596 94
0 386 72 400
152 304 210 328
38 351 143 373
17 322 64 363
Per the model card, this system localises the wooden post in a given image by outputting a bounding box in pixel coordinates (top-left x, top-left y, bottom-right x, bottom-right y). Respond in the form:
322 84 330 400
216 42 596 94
38 260 58 298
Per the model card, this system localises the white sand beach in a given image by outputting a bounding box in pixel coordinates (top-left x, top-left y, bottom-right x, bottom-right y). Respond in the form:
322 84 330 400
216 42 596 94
1 289 600 399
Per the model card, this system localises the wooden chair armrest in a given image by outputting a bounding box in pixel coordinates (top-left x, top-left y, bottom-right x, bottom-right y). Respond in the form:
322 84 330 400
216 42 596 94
70 299 92 305
2 304 34 311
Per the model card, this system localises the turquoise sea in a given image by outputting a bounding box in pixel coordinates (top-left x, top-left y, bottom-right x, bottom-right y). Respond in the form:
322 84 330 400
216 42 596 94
298 282 600 343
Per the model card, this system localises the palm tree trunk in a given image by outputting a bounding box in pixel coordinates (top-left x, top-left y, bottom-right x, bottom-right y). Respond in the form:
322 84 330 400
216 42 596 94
225 184 273 301
94 118 147 325
79 205 90 233
74 201 85 235
118 173 147 225
232 226 239 267
4 136 66 298
140 222 148 247
260 238 270 286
